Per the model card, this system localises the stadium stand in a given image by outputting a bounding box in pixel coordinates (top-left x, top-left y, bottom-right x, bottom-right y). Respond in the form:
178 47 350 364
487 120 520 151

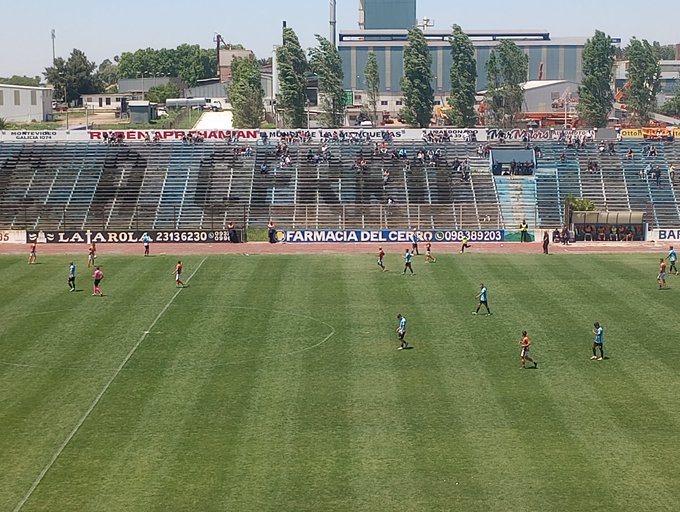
1 138 679 231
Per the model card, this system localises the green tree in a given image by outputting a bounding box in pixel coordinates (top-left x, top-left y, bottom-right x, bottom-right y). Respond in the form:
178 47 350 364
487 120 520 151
147 83 180 104
96 59 118 89
660 80 680 115
0 75 41 86
117 45 216 87
228 57 264 128
484 49 502 126
400 27 434 128
617 41 676 61
308 35 345 128
447 24 477 127
276 27 308 128
44 49 103 104
577 30 615 127
364 51 380 126
625 38 661 125
484 40 528 128
0 118 7 130
565 194 596 211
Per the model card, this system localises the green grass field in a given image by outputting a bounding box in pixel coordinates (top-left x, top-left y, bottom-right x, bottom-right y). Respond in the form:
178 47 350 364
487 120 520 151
1 252 679 512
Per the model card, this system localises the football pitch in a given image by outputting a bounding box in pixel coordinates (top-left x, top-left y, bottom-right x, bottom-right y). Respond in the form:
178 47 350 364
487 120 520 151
1 251 679 512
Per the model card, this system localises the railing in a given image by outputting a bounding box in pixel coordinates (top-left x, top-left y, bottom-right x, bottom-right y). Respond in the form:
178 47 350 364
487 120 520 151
1 203 510 231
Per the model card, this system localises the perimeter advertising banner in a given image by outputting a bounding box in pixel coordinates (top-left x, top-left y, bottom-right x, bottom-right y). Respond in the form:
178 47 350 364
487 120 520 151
1 128 488 143
0 230 26 243
275 229 505 243
26 230 235 244
650 229 680 241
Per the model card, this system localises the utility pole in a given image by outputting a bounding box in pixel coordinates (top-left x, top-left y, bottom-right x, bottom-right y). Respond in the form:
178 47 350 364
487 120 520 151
51 29 56 64
329 0 337 47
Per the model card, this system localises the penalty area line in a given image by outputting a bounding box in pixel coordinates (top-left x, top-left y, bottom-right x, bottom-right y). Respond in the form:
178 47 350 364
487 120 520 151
12 256 208 512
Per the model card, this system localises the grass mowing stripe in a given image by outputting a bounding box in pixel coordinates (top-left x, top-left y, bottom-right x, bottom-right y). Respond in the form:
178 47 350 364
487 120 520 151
11 256 208 512
502 256 677 509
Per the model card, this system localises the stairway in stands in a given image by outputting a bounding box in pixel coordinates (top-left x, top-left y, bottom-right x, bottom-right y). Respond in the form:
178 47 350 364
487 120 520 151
494 175 537 232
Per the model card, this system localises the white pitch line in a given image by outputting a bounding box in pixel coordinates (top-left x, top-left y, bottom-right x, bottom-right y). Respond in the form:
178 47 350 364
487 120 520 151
12 256 208 512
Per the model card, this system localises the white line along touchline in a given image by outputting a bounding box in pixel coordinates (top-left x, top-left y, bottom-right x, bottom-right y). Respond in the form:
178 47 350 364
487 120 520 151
12 256 209 512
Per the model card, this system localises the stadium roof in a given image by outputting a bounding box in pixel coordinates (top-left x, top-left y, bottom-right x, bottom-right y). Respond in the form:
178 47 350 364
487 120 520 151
339 29 552 41
338 29 587 46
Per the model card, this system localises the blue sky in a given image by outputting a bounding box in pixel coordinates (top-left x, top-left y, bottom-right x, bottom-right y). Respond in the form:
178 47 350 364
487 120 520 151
1 0 677 77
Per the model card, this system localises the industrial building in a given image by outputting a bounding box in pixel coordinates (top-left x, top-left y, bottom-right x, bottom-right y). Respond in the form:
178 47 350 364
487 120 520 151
0 83 54 123
337 0 588 117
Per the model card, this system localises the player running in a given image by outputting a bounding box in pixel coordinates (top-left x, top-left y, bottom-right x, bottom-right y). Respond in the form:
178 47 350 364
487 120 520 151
377 247 386 272
425 241 436 263
591 322 605 361
473 283 491 315
68 262 76 292
28 241 37 264
460 234 471 254
520 331 538 369
87 244 96 268
657 258 668 289
402 249 414 275
92 266 103 296
175 260 185 287
667 246 678 275
396 314 409 350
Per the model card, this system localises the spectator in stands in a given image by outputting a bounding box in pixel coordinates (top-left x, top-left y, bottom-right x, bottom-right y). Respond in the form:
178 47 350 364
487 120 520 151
654 166 661 186
260 163 269 175
143 133 151 143
608 142 616 155
559 152 566 163
648 145 658 158
669 164 676 182
382 169 390 186
626 148 634 160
